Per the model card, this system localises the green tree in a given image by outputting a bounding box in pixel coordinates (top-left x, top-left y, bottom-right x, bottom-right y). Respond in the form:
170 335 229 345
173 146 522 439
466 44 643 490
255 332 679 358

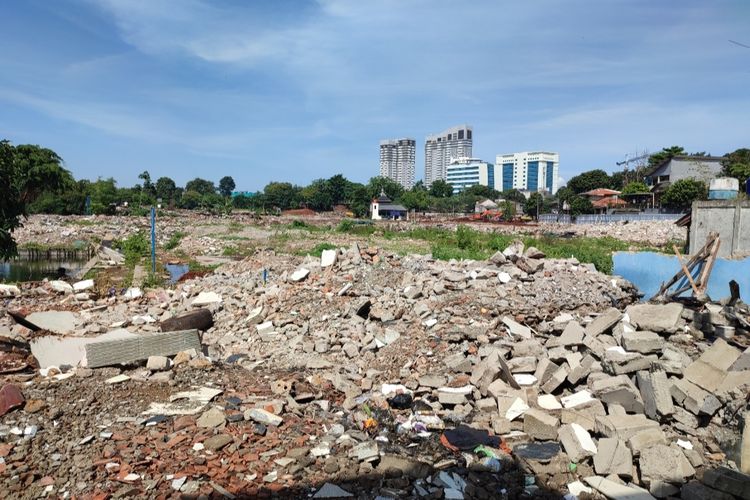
523 192 545 218
218 176 236 197
661 179 707 209
301 179 333 211
463 184 500 200
411 180 427 193
346 183 370 218
569 196 594 216
366 176 404 201
721 148 750 183
429 179 453 198
155 177 178 205
263 182 302 210
138 171 155 198
554 187 576 204
185 178 216 196
399 190 430 211
180 190 202 210
326 174 349 206
501 200 516 221
567 169 612 194
621 181 650 195
89 178 119 214
648 146 686 167
0 141 72 259
501 189 527 204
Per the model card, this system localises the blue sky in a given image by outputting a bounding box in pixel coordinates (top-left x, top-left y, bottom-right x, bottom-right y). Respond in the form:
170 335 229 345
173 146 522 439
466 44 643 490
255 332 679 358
1 0 748 191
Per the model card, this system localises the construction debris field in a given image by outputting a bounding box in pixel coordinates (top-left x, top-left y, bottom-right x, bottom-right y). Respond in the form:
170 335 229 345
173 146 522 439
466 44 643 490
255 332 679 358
1 212 749 500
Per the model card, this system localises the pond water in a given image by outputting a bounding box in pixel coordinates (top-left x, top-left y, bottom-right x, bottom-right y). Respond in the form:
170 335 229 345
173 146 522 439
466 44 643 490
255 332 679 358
0 259 86 283
612 251 750 301
165 263 190 283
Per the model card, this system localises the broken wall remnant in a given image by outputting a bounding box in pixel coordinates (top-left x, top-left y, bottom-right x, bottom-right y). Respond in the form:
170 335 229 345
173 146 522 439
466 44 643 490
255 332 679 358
689 199 750 258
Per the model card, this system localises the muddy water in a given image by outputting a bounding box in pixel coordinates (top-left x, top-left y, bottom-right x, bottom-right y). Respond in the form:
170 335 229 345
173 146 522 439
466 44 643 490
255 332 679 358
0 259 86 282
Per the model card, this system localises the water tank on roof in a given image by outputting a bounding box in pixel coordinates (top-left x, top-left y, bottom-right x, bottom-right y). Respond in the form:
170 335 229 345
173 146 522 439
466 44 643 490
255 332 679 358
708 177 739 200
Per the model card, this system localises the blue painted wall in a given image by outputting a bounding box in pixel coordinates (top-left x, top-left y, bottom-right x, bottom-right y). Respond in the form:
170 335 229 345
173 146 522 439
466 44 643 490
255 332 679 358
613 251 750 301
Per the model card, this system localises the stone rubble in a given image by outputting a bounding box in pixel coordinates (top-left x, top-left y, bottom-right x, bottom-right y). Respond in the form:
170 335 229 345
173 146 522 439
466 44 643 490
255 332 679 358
0 238 749 498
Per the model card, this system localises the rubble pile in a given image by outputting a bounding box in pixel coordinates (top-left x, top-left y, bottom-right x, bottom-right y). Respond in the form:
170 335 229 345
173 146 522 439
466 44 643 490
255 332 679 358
1 240 749 499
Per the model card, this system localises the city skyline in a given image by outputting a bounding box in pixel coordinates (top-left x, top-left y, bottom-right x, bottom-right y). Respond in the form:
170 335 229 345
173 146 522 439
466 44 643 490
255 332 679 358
1 1 748 190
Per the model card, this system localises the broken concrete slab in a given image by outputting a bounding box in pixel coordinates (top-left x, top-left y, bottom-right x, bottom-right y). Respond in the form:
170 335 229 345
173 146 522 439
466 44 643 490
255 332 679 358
585 308 623 337
25 311 77 335
547 321 585 347
602 350 656 376
639 444 695 484
523 408 559 440
621 331 664 354
636 370 674 420
558 423 597 462
669 377 722 416
681 481 734 500
49 280 74 294
320 249 337 268
626 303 684 333
594 438 632 476
191 291 222 306
584 476 655 500
143 387 223 415
627 428 667 456
0 284 21 296
701 467 750 499
502 316 531 339
30 329 137 368
591 374 644 414
290 268 310 282
596 413 660 440
85 329 202 368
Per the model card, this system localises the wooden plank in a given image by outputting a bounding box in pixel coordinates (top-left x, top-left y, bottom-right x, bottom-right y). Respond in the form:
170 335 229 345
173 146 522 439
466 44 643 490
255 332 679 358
673 244 700 296
697 237 721 293
85 329 201 368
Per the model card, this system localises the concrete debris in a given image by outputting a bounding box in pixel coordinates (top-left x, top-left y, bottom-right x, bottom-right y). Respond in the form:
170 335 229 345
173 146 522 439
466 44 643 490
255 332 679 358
85 329 202 368
2 217 749 498
25 310 77 334
626 303 684 333
0 284 21 296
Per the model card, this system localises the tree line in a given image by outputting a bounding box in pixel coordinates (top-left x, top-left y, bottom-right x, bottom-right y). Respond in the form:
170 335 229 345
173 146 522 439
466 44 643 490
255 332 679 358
3 139 749 259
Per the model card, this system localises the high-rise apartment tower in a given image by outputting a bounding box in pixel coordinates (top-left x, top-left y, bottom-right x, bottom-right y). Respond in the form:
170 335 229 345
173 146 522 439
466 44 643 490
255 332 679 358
495 151 559 194
379 138 416 189
424 125 473 188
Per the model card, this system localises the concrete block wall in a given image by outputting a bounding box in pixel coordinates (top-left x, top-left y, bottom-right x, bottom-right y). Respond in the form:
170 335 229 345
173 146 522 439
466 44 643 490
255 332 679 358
690 200 750 258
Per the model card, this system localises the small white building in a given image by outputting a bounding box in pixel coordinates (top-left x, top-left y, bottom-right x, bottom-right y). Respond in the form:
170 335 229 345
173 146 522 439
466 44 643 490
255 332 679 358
371 192 408 220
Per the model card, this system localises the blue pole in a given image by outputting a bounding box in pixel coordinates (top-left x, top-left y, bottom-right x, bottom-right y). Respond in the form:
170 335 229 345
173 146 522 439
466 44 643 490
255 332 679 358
150 206 156 274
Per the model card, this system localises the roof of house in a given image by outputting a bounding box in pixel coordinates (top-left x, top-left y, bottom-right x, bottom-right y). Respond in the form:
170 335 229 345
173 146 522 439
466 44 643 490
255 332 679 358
379 203 407 212
582 188 621 197
591 196 627 208
644 155 726 177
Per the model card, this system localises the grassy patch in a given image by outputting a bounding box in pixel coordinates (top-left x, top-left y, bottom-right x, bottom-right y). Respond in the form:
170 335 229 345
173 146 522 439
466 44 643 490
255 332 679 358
298 242 338 257
188 261 220 273
370 225 635 274
113 232 150 265
164 231 186 250
222 244 255 257
227 221 244 233
337 219 376 236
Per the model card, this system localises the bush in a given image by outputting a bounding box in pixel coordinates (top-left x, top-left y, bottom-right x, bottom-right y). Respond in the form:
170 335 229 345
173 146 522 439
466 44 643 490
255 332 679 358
455 225 478 250
337 219 355 232
306 242 338 257
117 232 150 264
164 231 186 250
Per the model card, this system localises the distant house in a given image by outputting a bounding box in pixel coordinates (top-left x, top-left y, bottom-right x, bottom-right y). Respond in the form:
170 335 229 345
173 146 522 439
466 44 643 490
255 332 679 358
645 155 724 199
371 192 407 220
474 199 498 213
581 188 626 213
